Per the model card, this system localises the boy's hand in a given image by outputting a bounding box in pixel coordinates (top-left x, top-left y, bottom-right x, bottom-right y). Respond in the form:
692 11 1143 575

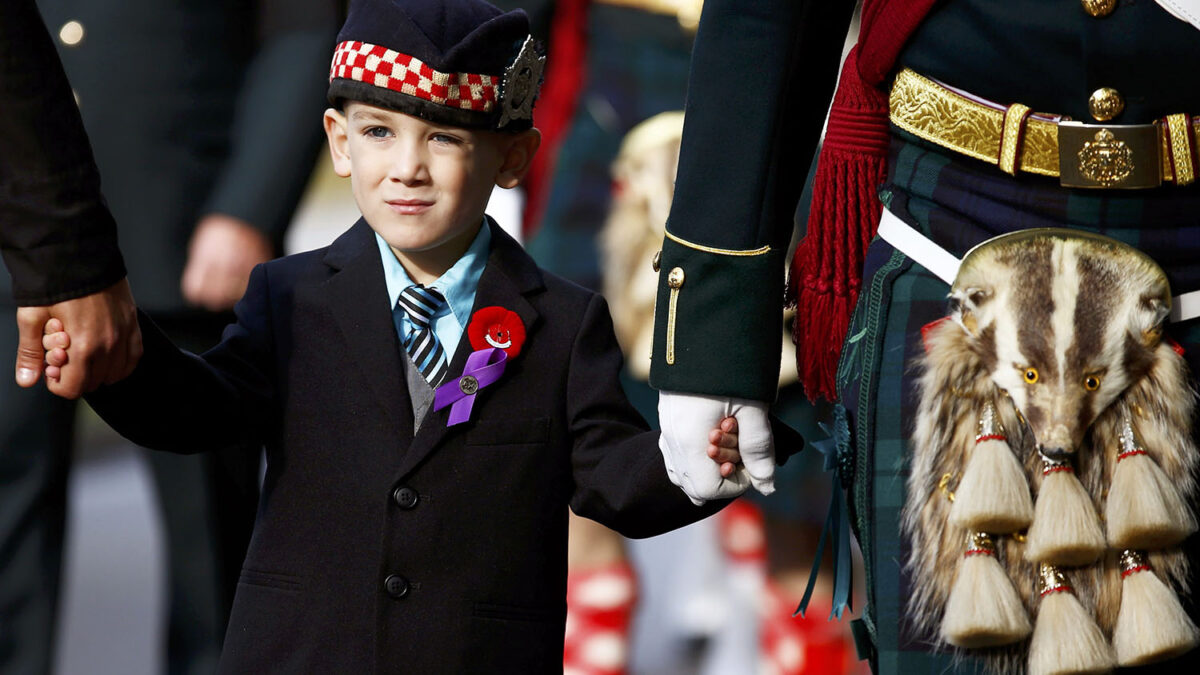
657 391 775 505
15 278 142 398
41 317 70 383
708 416 741 478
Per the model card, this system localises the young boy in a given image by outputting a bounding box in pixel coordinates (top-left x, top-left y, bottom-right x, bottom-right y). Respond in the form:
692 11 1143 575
41 1 743 672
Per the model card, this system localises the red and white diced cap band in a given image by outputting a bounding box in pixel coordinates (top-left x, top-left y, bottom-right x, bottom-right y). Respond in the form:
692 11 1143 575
329 40 498 113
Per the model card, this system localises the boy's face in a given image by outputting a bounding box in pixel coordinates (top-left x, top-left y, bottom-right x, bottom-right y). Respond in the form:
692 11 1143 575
324 102 538 280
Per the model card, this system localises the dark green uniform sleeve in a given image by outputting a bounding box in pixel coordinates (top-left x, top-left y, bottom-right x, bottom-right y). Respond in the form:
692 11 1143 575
0 0 126 305
200 0 340 248
648 0 856 402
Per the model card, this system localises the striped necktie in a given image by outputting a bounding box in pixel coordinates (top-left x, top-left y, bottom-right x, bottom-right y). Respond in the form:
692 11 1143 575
396 284 449 387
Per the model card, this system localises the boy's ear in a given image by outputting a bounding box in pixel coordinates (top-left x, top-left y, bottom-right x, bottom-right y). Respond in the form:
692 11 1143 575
495 129 541 189
323 108 352 178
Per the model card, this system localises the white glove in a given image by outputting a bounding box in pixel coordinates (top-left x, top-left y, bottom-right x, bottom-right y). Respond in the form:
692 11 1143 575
657 390 775 505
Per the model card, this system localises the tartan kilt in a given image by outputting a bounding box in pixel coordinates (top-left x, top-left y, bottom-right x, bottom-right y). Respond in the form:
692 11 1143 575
839 131 1200 674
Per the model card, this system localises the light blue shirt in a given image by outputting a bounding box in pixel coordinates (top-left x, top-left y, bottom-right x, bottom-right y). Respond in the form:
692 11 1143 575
377 221 491 363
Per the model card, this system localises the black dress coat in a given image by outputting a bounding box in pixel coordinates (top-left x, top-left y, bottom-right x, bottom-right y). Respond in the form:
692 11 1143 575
87 218 720 674
0 0 125 304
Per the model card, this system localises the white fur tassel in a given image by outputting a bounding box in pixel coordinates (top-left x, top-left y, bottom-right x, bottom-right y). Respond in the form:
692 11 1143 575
950 403 1033 533
941 532 1032 648
1028 564 1116 675
1024 459 1105 567
1112 550 1200 666
1106 420 1197 549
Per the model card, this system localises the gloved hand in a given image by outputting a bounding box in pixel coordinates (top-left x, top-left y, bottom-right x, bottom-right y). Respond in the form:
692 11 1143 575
657 390 775 505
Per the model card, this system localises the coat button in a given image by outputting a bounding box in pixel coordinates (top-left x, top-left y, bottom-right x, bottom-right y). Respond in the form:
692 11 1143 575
59 20 85 46
1080 0 1116 18
392 486 419 509
1088 87 1124 122
384 574 409 599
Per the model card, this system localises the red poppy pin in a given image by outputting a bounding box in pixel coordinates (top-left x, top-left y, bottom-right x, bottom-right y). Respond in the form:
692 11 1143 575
433 307 526 426
467 306 526 358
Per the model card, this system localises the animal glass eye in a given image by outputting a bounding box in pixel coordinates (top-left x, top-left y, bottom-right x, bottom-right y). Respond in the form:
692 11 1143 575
1083 375 1102 391
1023 367 1039 384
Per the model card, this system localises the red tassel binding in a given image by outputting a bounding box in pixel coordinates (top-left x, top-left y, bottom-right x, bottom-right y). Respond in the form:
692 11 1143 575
787 49 889 401
785 0 940 401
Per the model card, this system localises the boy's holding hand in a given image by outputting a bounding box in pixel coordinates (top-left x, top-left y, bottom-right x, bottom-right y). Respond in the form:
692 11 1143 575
38 1 747 671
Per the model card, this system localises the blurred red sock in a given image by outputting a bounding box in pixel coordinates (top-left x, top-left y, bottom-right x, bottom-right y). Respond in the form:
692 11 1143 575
563 562 637 675
717 499 767 565
761 580 862 675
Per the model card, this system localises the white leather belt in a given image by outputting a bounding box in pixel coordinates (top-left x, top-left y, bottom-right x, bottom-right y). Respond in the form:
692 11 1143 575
875 208 1200 323
1158 0 1200 32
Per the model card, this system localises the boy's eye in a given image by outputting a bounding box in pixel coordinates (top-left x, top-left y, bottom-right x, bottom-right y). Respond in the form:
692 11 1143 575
365 126 391 139
431 133 461 145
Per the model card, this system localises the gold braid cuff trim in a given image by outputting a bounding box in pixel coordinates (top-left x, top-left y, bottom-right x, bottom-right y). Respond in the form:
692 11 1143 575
664 230 771 256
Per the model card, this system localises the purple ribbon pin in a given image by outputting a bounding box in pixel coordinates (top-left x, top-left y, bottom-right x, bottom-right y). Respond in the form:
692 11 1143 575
433 347 508 426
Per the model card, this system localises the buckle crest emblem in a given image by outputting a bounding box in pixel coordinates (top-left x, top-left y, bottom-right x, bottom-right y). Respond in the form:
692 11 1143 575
1077 129 1134 187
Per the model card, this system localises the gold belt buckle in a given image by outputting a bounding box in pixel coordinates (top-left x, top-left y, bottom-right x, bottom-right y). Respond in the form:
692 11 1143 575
1058 122 1162 189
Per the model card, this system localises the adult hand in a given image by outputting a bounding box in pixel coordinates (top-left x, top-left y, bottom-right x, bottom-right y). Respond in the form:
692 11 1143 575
181 214 274 311
657 390 775 505
15 278 142 398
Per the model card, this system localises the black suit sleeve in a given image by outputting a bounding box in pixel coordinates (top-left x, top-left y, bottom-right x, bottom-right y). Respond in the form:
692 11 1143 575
648 0 857 401
567 293 726 537
85 265 276 453
0 0 126 305
200 0 341 249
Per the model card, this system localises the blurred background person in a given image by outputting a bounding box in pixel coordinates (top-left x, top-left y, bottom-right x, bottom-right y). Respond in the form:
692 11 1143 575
0 2 338 673
600 111 866 675
522 0 698 291
509 4 700 673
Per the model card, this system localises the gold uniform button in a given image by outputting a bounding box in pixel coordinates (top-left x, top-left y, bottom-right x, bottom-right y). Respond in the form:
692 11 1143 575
667 267 685 289
651 250 661 272
1080 0 1116 18
59 20 85 46
1088 87 1124 122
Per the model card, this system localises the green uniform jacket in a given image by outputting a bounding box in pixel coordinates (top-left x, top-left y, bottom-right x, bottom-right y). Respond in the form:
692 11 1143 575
648 0 858 402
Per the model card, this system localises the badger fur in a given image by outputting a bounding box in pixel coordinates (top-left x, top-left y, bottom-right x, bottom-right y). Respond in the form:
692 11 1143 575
902 229 1198 672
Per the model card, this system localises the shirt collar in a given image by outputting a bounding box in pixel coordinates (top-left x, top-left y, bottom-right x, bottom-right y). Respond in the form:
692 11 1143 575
376 220 491 327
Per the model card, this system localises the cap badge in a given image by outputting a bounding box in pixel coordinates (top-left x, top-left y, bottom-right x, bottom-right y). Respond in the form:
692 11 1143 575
497 36 543 129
